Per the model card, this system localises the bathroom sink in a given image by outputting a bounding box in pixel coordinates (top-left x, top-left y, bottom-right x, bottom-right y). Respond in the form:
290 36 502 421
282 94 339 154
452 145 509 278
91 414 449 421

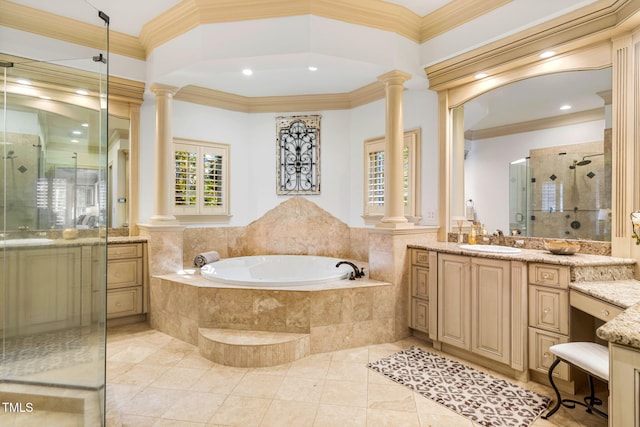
458 244 521 254
2 238 54 246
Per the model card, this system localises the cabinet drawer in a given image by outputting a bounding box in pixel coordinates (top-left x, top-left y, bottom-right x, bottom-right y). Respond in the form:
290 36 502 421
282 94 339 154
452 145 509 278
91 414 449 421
528 263 569 288
108 243 142 260
411 249 430 267
411 266 429 298
570 290 623 322
529 285 569 334
107 286 143 319
107 259 143 289
411 298 429 333
528 327 570 381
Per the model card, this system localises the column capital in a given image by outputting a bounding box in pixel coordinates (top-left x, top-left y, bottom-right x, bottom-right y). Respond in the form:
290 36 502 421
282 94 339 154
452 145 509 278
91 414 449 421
377 70 412 85
150 83 180 97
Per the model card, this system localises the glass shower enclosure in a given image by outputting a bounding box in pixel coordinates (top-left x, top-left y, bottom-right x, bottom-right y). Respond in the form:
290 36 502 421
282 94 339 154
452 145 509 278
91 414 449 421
1 5 109 426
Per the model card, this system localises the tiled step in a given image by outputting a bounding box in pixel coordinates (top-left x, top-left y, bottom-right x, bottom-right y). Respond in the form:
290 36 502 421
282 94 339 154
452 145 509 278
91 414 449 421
198 328 310 367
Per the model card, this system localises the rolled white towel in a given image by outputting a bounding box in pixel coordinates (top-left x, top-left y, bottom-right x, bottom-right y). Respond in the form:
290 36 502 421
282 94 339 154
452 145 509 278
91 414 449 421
194 251 220 268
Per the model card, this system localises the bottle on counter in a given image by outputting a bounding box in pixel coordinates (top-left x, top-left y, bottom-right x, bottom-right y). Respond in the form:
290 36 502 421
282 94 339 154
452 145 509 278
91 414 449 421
468 223 477 244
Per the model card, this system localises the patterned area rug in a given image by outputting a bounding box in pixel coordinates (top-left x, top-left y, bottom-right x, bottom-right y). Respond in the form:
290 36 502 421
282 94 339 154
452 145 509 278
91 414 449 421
367 346 551 427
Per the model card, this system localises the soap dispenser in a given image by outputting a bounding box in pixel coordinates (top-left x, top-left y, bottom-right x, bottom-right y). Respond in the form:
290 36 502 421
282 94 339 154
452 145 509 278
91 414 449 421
468 223 477 244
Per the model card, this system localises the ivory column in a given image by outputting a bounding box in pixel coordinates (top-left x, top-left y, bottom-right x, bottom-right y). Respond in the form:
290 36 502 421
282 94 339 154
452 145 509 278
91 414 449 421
149 83 179 223
377 70 413 229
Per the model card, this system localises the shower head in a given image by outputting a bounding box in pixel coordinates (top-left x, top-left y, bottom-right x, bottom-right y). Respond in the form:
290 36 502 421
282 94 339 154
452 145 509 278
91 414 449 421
4 150 16 159
576 153 604 167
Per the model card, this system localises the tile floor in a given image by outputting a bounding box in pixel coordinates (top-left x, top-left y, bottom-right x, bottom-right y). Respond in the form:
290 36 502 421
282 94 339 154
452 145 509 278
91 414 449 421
107 323 608 427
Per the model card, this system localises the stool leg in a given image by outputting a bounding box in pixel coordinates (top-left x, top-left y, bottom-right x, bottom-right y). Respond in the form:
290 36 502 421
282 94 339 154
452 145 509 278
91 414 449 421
584 375 603 411
542 358 563 419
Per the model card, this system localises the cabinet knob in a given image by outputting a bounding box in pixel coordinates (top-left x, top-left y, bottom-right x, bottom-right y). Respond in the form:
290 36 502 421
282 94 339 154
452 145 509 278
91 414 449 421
542 273 551 279
543 307 551 314
543 351 551 359
601 309 609 317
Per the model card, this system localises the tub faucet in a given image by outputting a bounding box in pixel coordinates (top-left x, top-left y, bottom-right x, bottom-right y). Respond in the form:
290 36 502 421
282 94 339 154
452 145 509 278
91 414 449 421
494 229 506 245
336 261 365 280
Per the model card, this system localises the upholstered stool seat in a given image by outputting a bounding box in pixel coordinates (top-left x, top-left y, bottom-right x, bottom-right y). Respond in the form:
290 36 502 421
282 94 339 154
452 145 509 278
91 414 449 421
542 342 609 420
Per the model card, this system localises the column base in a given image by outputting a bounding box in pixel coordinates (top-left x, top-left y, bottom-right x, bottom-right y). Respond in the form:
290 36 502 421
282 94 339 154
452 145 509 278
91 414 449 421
375 221 415 230
148 214 179 225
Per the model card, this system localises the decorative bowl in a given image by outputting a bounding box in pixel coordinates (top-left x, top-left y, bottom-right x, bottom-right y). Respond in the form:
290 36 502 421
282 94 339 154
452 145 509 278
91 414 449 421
544 240 581 255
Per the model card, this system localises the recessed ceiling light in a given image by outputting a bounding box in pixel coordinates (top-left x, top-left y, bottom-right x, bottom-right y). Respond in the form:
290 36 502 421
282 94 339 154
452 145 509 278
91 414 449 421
474 72 488 79
242 68 253 76
71 139 79 143
81 123 89 127
72 130 82 135
308 66 318 71
17 79 31 85
76 89 89 95
38 95 51 100
560 104 572 110
540 51 556 59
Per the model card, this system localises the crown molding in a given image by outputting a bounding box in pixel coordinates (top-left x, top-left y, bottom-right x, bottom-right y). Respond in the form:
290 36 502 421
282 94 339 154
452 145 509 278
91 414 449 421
425 0 640 91
175 80 387 112
464 107 605 141
0 53 145 106
0 0 145 60
419 0 511 42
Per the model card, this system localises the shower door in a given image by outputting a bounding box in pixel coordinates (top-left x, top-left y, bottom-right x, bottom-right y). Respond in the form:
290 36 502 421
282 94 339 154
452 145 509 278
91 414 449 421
1 3 109 425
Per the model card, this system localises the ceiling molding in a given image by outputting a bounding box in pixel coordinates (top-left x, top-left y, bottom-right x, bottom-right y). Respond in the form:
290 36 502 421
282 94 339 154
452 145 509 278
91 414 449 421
0 53 145 105
419 0 511 42
0 0 145 60
175 80 387 112
425 0 639 91
464 107 605 140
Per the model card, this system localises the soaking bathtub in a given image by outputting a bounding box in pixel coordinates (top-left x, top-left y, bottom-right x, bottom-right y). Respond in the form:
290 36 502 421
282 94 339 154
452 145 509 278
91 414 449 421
199 254 353 286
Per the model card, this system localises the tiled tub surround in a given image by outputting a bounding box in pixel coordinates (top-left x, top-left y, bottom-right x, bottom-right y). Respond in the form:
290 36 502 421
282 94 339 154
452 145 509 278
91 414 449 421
150 270 395 367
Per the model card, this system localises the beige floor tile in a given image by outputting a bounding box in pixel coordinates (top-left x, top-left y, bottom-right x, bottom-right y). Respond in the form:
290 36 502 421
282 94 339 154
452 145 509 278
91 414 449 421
313 404 367 427
207 395 271 427
325 360 369 383
109 363 170 388
275 377 325 403
368 382 415 412
108 344 159 364
259 399 318 427
286 358 331 379
119 413 157 427
231 372 286 399
118 386 186 418
366 408 421 427
139 348 190 366
160 391 226 423
328 347 370 363
148 366 206 390
190 365 248 394
320 379 367 407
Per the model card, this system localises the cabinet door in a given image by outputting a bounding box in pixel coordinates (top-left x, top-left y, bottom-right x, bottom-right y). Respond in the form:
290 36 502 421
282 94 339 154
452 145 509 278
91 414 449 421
528 285 569 334
610 344 640 427
411 298 429 333
17 247 82 334
528 327 570 380
411 265 429 298
437 254 470 350
471 258 510 364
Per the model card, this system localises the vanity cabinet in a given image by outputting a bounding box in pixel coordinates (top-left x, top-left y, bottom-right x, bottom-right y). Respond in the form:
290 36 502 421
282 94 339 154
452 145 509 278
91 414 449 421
408 249 437 338
610 343 640 426
528 263 572 382
107 242 147 320
437 253 519 366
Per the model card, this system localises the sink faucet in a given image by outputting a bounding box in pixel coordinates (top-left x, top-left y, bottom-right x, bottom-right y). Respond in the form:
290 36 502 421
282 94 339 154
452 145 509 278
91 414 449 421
335 261 365 280
494 229 506 245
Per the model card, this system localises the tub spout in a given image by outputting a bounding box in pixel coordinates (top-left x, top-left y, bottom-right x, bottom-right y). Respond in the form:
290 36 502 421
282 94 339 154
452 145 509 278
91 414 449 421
336 261 365 280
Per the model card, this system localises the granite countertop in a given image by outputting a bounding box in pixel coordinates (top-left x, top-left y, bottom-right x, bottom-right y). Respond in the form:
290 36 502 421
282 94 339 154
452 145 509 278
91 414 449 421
1 235 147 249
569 279 640 350
408 242 637 267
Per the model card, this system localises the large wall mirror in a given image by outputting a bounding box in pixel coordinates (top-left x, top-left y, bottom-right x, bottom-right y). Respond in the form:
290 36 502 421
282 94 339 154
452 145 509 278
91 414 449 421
462 68 612 241
442 41 614 243
0 53 142 234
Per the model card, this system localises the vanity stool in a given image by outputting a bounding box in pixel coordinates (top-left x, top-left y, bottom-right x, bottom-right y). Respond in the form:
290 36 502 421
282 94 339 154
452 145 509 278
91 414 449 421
542 342 609 420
